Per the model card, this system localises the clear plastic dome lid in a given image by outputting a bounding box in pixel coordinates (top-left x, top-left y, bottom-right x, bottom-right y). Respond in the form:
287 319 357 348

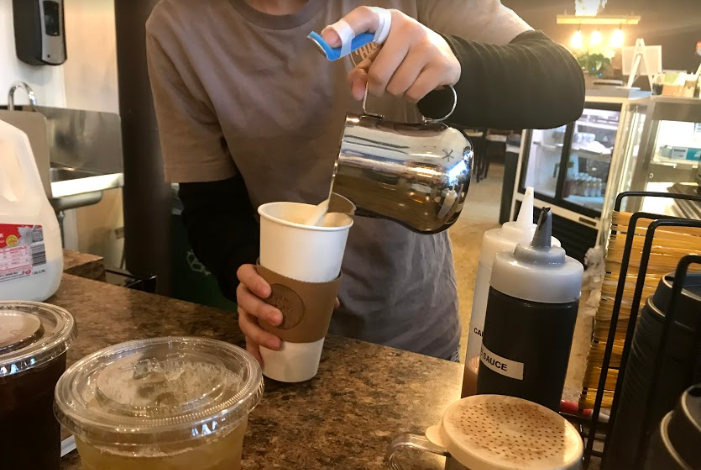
55 337 264 447
0 302 76 377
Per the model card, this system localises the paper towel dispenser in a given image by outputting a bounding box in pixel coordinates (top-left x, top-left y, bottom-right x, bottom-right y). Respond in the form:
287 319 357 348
13 0 67 66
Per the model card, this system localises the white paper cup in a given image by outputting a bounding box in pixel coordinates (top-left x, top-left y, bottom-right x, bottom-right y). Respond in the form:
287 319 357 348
258 202 353 282
260 338 325 383
257 202 353 382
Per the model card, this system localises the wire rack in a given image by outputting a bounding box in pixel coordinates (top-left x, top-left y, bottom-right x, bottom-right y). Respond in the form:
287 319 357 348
576 191 701 468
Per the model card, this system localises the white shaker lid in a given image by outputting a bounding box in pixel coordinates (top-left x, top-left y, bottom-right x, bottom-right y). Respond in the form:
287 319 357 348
426 394 583 470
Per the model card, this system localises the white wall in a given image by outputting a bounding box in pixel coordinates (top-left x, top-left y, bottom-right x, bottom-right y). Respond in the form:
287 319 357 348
0 0 124 266
63 0 119 113
63 0 124 267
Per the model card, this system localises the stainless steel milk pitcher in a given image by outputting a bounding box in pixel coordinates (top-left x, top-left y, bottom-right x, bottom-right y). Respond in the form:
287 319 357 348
332 86 472 234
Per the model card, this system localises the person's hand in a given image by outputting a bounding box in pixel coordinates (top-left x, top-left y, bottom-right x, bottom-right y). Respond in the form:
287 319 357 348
236 265 341 364
236 264 283 363
321 7 461 102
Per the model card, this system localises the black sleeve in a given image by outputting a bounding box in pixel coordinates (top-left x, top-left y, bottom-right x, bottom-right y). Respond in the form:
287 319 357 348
418 30 585 130
178 175 259 301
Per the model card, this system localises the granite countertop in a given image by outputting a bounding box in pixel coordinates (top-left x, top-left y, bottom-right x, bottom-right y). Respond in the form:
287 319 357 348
53 274 462 470
62 250 106 281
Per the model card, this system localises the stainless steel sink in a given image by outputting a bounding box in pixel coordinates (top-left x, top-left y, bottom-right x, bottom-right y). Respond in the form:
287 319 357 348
50 166 124 199
2 82 126 244
1 81 124 202
50 167 99 181
1 82 124 211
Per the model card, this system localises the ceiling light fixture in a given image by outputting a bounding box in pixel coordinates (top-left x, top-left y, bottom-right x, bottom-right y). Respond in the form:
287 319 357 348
557 15 640 25
571 28 584 50
610 27 624 48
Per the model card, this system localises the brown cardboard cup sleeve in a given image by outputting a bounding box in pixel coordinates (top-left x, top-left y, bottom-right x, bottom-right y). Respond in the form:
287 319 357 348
255 265 342 343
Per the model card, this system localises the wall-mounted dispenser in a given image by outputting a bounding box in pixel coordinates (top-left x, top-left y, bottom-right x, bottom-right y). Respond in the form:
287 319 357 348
13 0 67 66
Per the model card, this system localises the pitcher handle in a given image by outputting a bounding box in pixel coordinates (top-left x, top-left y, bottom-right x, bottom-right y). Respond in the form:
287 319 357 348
386 433 449 470
362 84 458 124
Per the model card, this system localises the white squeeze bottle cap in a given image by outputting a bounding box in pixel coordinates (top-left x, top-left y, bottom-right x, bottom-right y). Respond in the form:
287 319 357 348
490 208 583 304
462 188 559 397
479 187 537 267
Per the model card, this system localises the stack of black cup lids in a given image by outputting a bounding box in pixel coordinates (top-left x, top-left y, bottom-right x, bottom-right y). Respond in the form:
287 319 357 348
607 273 701 469
645 384 701 470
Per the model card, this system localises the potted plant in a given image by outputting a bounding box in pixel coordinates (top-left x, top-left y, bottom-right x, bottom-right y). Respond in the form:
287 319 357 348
577 51 613 87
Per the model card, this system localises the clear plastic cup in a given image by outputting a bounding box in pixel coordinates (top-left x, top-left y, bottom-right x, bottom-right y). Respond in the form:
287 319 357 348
0 302 76 470
55 337 264 470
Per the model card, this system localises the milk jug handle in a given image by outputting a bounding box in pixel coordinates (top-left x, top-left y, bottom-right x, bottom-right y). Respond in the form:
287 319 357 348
0 121 45 200
362 83 458 124
386 433 449 470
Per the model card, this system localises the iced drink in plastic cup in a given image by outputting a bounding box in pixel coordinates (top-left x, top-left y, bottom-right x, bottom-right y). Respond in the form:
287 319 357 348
0 302 76 470
55 337 263 470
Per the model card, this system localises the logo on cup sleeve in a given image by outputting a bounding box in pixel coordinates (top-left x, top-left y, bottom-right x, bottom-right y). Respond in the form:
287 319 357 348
267 284 305 329
351 43 378 67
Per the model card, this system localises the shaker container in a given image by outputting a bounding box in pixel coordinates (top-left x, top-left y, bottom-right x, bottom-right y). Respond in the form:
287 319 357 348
387 394 583 470
55 337 264 470
0 301 76 470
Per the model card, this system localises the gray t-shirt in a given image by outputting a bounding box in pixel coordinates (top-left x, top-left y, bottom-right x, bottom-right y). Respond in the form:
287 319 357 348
146 0 530 358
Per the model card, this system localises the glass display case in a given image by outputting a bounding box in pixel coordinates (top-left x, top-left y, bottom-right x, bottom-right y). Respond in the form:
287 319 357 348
614 97 701 219
562 109 618 213
522 125 566 199
512 99 626 262
512 96 700 262
519 104 621 218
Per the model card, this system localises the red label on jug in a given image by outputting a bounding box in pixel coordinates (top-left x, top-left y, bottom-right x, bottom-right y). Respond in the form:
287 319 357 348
0 224 47 283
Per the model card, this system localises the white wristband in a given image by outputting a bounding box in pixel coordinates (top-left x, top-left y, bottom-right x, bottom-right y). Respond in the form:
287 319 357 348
327 7 392 58
329 19 355 58
369 7 392 45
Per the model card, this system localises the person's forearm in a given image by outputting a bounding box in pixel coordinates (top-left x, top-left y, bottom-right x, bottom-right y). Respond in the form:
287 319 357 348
418 31 585 130
178 176 259 301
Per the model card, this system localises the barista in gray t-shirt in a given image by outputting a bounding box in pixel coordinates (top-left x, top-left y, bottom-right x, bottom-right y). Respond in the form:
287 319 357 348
146 1 584 361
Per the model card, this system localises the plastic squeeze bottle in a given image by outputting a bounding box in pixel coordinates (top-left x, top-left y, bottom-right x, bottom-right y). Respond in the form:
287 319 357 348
476 208 583 411
462 188 561 397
